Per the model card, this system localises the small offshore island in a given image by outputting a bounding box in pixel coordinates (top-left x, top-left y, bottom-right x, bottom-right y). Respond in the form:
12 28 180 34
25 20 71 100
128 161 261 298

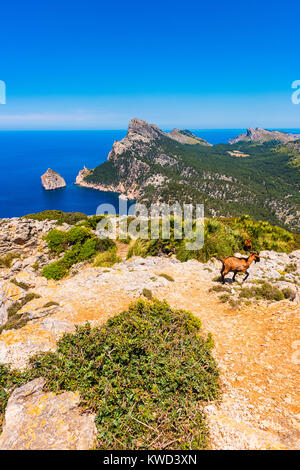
41 168 66 190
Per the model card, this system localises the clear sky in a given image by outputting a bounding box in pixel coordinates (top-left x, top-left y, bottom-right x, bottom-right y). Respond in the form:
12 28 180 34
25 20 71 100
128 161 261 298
0 0 299 129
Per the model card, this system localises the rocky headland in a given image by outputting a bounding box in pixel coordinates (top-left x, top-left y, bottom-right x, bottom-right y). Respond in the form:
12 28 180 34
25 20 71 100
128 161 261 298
74 118 300 232
229 127 300 144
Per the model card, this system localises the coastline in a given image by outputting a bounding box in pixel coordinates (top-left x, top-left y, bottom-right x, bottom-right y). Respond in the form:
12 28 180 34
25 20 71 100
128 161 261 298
75 166 137 200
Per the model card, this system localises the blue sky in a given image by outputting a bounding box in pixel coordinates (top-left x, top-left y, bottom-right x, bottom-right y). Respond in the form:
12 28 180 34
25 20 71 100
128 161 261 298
0 0 299 129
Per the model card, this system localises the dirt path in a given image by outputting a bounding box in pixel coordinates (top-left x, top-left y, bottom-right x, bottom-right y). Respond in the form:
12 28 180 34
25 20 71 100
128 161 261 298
153 268 300 449
115 241 129 261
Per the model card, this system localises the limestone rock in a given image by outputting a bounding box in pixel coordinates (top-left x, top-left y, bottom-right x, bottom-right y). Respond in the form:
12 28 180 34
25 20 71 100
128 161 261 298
0 378 97 450
0 218 58 256
41 168 66 190
229 128 300 145
0 282 8 327
169 128 212 146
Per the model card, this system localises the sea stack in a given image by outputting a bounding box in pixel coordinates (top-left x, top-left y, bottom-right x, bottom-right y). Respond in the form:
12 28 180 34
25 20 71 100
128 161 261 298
41 168 66 190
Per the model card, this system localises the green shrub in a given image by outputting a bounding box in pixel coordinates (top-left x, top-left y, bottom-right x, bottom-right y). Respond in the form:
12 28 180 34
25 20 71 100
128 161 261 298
78 215 107 230
45 229 68 254
42 227 116 280
219 294 231 303
209 285 230 293
27 300 219 449
142 288 153 300
126 216 297 263
239 282 285 302
23 210 87 225
65 226 90 245
42 261 69 281
94 247 120 268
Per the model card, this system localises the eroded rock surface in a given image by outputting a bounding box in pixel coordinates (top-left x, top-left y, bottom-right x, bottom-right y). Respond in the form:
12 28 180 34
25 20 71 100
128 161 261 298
0 378 97 450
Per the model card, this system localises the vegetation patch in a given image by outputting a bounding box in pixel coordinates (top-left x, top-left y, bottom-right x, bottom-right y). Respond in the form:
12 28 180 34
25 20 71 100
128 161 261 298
127 216 298 263
10 279 30 291
142 288 153 300
23 210 88 225
209 285 231 293
0 253 20 269
238 282 293 302
42 226 116 280
93 247 121 268
0 293 41 334
0 364 26 431
42 301 59 308
24 300 219 449
158 273 175 282
285 262 297 273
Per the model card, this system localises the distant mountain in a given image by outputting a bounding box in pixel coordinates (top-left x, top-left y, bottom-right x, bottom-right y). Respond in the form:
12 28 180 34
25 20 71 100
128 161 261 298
229 127 300 144
168 128 212 146
76 119 300 231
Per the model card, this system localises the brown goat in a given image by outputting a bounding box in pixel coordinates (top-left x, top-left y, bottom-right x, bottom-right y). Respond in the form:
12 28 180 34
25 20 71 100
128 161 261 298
219 252 260 284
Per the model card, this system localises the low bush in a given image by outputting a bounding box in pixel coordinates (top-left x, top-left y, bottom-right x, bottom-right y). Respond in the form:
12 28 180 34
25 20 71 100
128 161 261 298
23 210 87 225
126 216 297 263
26 300 219 449
219 294 231 303
42 227 116 280
142 288 153 300
239 282 289 302
93 247 120 268
209 285 230 293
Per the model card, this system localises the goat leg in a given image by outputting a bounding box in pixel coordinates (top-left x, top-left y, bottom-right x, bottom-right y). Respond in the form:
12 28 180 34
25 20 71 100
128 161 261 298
243 271 249 282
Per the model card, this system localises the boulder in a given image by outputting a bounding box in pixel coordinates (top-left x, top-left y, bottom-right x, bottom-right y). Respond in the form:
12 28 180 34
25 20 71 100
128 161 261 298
0 378 97 450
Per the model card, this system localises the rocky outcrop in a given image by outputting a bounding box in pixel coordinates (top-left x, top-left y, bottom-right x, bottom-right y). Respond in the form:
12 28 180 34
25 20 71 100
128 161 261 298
0 283 7 327
74 118 213 200
0 378 97 450
41 168 66 190
229 128 300 144
0 217 63 256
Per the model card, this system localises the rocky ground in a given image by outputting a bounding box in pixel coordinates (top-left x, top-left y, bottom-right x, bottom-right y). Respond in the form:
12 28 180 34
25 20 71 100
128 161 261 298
0 218 299 449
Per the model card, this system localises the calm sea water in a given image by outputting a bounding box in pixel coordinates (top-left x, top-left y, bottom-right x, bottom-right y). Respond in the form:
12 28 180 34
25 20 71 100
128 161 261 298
0 129 299 218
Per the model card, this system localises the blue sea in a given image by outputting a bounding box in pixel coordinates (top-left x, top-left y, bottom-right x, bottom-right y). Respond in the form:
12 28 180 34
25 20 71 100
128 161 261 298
0 129 299 218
